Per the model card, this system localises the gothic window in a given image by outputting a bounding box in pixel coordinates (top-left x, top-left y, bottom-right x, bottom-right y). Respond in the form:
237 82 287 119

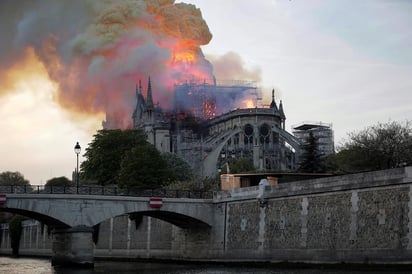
260 124 270 144
234 133 239 145
272 132 279 144
244 124 253 145
265 157 272 170
244 124 253 135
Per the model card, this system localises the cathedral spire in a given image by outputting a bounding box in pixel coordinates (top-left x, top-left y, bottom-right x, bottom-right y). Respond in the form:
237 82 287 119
269 88 278 110
132 80 145 127
146 76 154 109
279 100 286 129
279 100 285 118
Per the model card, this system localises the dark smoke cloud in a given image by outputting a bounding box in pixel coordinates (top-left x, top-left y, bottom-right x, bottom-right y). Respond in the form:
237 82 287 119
0 0 91 64
0 0 215 128
0 0 261 128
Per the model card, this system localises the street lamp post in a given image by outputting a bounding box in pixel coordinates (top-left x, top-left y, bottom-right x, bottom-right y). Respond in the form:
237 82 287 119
74 142 81 194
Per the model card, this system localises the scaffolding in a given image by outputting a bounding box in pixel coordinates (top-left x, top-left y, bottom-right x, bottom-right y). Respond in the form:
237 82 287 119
292 121 335 156
174 80 261 120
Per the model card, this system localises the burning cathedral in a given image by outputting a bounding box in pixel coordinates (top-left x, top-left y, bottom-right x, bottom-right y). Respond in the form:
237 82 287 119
132 77 301 178
2 0 332 179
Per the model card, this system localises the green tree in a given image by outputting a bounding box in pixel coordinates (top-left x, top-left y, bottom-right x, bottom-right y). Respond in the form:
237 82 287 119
81 129 148 185
221 158 255 174
117 144 169 189
45 176 72 187
161 152 193 182
0 171 30 185
165 176 220 191
330 120 412 173
0 172 28 225
298 132 325 173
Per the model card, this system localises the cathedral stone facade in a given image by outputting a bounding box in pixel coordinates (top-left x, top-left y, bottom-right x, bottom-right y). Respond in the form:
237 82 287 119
132 78 301 178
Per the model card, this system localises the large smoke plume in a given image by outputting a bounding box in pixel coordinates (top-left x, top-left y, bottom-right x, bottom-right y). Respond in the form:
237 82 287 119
0 0 260 128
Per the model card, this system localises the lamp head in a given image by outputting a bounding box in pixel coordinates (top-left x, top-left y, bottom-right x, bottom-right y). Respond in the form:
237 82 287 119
74 142 81 155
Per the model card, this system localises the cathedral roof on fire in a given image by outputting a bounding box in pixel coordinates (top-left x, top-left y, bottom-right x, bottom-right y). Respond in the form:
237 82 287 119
132 78 286 130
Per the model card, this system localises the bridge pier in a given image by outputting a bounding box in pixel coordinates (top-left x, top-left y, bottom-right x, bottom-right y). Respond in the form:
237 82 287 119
51 226 94 268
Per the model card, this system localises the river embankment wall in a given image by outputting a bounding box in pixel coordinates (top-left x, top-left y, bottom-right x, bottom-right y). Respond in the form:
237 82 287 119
1 167 412 264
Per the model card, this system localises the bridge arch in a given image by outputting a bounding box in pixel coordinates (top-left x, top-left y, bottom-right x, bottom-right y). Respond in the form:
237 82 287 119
0 207 69 228
127 211 211 229
1 194 214 229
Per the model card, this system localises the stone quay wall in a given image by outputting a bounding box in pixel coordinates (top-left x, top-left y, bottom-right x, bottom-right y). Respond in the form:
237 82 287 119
1 167 412 264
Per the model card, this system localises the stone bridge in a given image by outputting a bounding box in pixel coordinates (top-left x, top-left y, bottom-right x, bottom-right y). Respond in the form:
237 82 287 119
2 194 214 229
3 167 412 268
0 192 214 267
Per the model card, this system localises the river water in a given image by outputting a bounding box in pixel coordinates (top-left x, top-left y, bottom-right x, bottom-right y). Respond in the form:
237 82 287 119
0 257 410 274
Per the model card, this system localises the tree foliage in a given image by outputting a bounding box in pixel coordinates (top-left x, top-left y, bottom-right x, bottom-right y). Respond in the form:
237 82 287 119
45 176 72 187
81 129 148 185
330 120 412 173
0 171 30 185
0 172 26 224
298 132 325 173
165 176 220 191
161 152 193 182
117 144 169 189
221 158 255 174
81 129 197 188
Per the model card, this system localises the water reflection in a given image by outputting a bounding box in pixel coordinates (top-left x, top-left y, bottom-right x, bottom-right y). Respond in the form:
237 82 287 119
0 257 53 274
0 257 411 274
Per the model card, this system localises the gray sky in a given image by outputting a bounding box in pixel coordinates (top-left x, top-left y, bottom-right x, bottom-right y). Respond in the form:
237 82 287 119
186 0 412 139
0 0 411 184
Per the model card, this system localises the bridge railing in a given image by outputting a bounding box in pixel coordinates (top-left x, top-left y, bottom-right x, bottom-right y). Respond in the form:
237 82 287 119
0 185 213 199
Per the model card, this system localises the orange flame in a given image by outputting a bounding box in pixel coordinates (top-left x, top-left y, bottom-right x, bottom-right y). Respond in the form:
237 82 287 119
173 51 195 63
242 99 255 109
